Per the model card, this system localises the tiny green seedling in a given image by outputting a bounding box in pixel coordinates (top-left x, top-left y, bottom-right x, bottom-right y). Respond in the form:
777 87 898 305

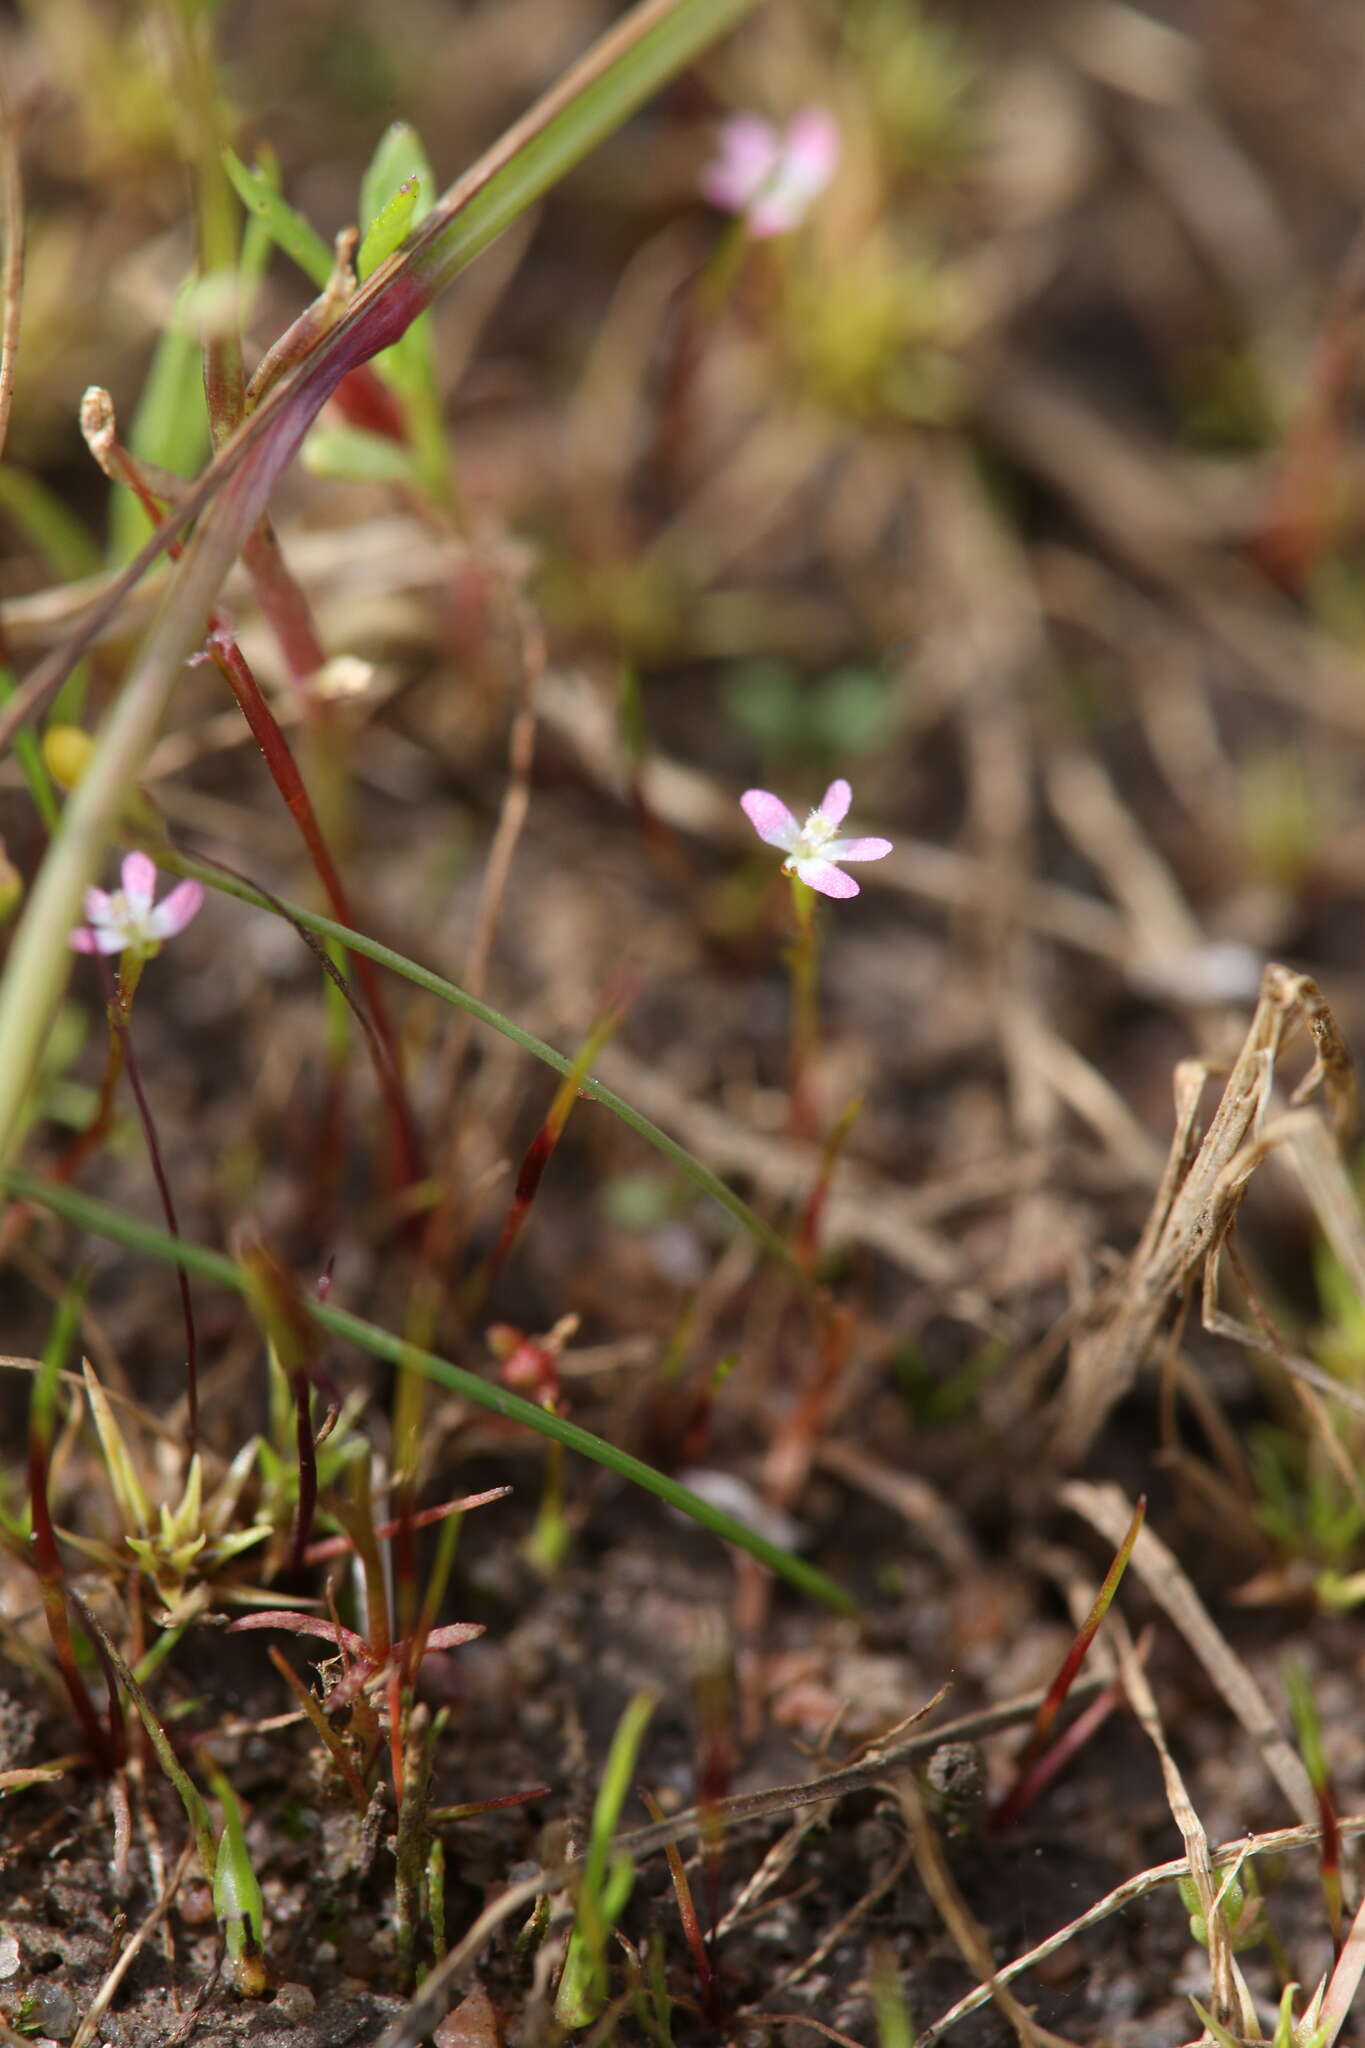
210 1770 268 1999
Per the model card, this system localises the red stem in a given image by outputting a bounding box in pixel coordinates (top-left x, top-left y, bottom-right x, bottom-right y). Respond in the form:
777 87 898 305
207 630 424 1196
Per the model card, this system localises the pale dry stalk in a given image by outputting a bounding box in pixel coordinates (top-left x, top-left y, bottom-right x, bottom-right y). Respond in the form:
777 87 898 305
1060 964 1358 1459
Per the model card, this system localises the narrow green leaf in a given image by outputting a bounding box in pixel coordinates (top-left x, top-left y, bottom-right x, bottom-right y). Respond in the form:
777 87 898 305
359 122 435 240
558 1693 656 2025
221 148 332 288
109 284 211 564
358 177 421 281
5 1168 854 1616
72 1596 217 1880
300 423 423 485
164 852 801 1279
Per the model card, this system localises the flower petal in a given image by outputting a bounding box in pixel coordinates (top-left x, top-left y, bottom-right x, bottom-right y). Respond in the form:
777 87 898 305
819 778 852 828
741 789 801 852
86 925 129 953
120 852 157 915
701 115 780 214
793 857 859 899
68 926 99 953
147 879 204 941
83 887 113 924
782 108 841 200
824 835 891 863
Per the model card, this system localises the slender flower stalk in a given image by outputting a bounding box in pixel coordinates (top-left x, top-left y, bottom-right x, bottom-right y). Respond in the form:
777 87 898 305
741 778 890 1134
67 854 205 1443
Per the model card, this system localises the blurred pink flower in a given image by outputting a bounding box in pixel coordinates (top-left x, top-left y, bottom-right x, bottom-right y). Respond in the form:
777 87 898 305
700 107 841 238
741 779 891 899
69 852 203 956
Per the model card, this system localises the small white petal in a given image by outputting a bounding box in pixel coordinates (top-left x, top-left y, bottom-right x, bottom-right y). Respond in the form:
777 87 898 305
793 857 859 899
147 879 204 941
824 835 891 863
781 108 841 200
741 788 801 852
700 116 781 214
120 852 157 916
820 778 852 828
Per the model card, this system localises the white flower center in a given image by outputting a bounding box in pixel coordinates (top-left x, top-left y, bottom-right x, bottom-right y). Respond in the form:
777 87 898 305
798 807 836 857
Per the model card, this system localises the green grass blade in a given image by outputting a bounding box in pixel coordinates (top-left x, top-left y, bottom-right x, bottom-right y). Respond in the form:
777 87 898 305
3 1168 854 1616
166 850 801 1279
221 147 332 288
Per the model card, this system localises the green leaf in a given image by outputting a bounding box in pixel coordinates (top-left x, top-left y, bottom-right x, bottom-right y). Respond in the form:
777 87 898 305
557 1693 655 2025
300 423 423 486
221 147 333 289
359 121 435 240
210 1770 268 1996
357 175 421 281
108 284 211 565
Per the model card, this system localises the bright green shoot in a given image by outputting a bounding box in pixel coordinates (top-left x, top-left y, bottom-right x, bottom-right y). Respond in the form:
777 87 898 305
209 1768 269 1998
556 1691 656 2028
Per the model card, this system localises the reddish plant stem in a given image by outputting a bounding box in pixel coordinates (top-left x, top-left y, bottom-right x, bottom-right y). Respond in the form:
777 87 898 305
642 1789 719 2025
92 430 423 1209
240 522 328 698
206 629 424 1196
992 1496 1146 1830
27 1426 115 1769
288 1370 318 1575
797 1096 861 1272
102 963 200 1450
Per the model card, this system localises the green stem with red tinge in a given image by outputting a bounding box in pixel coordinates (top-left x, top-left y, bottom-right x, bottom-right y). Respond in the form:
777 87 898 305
785 873 820 1138
992 1495 1145 1830
206 629 423 1191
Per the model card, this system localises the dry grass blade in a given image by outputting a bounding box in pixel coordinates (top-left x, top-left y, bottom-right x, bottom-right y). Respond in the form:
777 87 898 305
370 1685 1106 2045
1319 1890 1365 2045
888 1771 1073 2048
917 1812 1365 2046
1060 965 1359 1458
1064 1480 1314 1823
1111 1619 1251 2038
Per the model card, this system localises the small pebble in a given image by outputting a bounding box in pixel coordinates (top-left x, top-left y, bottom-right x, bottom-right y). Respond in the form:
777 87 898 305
0 1930 20 1978
31 1981 78 2039
273 1981 317 2021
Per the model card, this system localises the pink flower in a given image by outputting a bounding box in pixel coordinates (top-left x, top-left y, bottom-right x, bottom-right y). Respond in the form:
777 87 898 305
69 852 203 956
741 779 892 899
700 108 841 238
